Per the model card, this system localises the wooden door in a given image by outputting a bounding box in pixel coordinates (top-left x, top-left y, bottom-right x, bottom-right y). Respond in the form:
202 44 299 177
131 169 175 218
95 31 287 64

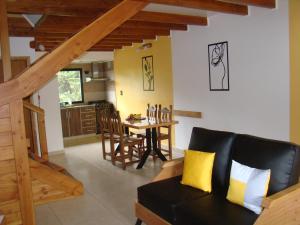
0 57 30 82
61 108 70 137
69 108 82 136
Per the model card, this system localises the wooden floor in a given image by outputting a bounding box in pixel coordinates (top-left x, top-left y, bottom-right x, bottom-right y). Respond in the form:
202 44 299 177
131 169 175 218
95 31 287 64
36 141 182 225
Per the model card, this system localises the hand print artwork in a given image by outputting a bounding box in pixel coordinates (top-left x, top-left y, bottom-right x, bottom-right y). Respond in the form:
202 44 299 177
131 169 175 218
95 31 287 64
208 41 230 91
142 56 154 91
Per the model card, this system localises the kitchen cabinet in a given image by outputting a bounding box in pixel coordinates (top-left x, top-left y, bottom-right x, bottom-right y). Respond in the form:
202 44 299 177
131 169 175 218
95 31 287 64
61 105 96 137
80 106 96 135
69 108 82 136
61 108 69 137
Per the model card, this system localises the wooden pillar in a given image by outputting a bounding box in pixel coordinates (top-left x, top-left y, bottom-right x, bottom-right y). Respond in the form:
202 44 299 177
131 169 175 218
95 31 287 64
290 0 300 144
10 100 36 225
0 0 12 82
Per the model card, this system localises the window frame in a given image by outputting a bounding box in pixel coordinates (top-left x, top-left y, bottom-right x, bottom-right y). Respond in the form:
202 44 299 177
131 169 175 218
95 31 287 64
57 68 85 104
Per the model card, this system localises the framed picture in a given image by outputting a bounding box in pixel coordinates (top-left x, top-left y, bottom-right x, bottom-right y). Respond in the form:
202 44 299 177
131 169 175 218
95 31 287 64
208 41 230 91
142 56 154 91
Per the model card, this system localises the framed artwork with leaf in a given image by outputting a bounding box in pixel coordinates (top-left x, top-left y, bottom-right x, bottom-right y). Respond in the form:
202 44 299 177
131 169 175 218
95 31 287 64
142 55 154 91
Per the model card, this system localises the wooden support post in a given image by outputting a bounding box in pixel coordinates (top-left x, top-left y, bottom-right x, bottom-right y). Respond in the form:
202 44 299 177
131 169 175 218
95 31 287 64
0 0 12 82
10 100 36 225
37 113 48 161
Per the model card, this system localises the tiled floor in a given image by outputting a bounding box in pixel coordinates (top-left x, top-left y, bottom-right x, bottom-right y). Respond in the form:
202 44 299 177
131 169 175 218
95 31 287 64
36 141 181 225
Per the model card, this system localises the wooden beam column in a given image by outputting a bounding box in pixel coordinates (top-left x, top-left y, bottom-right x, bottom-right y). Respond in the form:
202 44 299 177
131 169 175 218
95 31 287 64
10 100 36 225
0 0 12 82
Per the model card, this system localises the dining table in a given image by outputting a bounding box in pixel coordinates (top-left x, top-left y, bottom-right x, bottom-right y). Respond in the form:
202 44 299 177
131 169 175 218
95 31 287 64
123 118 178 169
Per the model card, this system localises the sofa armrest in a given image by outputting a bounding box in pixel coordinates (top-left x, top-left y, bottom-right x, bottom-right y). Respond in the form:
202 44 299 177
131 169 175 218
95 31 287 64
152 158 184 183
254 182 300 225
162 157 184 168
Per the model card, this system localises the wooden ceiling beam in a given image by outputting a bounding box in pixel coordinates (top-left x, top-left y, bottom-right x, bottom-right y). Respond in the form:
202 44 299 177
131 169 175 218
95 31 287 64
145 0 248 15
39 13 206 26
35 20 187 32
7 0 248 16
42 46 116 52
217 0 275 8
0 0 149 106
34 38 144 44
30 27 171 36
30 40 134 48
6 0 116 16
131 11 207 25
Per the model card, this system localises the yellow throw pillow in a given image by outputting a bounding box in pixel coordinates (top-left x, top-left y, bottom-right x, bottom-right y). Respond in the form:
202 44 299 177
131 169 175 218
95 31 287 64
181 150 216 192
226 160 271 214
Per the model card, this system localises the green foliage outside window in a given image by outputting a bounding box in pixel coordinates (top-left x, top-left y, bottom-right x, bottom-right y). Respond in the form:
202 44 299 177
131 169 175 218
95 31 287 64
57 69 84 104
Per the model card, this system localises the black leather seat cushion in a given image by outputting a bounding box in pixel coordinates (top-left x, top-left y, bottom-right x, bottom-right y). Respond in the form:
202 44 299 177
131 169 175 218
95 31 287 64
175 194 258 225
188 127 236 196
232 135 300 195
137 176 209 223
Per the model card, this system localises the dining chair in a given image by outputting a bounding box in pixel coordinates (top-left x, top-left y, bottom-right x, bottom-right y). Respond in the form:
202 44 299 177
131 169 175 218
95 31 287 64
147 103 158 120
109 111 144 170
99 109 117 160
157 104 173 160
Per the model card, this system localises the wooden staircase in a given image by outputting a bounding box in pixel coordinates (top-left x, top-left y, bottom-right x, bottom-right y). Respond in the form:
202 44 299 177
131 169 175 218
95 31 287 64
30 159 83 205
23 101 84 205
0 0 149 224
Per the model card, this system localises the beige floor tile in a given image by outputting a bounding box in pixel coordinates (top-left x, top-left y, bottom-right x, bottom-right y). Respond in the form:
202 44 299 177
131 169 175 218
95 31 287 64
36 140 182 225
36 205 63 225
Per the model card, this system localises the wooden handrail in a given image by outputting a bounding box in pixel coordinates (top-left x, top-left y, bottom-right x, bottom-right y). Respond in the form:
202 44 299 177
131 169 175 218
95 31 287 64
23 101 48 161
23 101 44 115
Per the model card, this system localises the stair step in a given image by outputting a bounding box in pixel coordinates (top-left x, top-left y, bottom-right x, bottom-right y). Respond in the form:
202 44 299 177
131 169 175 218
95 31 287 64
42 161 65 172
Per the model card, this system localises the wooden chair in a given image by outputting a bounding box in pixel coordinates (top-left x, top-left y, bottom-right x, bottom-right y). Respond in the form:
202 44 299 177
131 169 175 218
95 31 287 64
99 109 115 160
109 111 144 170
147 103 158 120
157 104 173 160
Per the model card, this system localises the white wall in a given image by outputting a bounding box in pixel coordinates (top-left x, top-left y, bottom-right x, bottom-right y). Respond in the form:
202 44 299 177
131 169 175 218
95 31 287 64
32 78 64 153
6 39 64 153
171 0 290 149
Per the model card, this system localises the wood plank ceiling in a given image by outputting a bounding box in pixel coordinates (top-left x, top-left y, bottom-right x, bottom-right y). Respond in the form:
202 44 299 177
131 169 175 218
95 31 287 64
6 0 276 52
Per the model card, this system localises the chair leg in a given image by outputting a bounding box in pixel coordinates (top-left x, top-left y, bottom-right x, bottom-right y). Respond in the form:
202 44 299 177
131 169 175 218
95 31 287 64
120 145 126 170
168 127 172 160
135 219 142 225
110 139 116 165
101 135 106 160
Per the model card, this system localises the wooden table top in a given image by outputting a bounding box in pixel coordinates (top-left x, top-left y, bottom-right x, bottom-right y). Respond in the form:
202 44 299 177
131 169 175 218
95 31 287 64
123 119 178 129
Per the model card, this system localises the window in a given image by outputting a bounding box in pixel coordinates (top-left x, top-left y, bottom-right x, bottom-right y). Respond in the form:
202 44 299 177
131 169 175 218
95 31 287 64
57 69 84 104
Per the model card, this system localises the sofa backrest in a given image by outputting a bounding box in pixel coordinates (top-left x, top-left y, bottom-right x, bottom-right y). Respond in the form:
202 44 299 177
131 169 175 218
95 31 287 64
188 127 236 196
231 134 300 195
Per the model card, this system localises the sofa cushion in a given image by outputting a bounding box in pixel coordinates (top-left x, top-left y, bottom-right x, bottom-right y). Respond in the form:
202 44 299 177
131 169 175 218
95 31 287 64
137 176 209 223
232 134 300 195
188 127 236 196
175 194 258 225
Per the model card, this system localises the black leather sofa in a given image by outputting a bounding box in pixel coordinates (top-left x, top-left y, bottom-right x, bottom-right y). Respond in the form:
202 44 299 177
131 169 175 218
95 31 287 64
135 127 300 225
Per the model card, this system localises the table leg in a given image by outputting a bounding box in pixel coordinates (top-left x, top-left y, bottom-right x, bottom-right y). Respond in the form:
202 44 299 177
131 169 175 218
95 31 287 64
136 128 152 169
151 128 167 161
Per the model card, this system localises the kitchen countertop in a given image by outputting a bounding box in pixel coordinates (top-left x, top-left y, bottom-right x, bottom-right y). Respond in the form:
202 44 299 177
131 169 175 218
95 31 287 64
60 104 95 109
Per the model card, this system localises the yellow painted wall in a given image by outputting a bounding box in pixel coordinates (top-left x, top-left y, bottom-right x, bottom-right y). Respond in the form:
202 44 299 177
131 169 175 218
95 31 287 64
290 0 300 144
114 36 174 120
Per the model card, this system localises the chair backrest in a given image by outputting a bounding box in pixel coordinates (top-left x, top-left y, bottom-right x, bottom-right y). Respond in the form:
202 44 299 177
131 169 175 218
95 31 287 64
158 104 173 121
109 110 124 138
147 104 157 120
98 109 111 134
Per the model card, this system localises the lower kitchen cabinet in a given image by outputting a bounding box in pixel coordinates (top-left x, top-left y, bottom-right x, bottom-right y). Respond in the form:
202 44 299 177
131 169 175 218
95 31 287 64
61 105 97 138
